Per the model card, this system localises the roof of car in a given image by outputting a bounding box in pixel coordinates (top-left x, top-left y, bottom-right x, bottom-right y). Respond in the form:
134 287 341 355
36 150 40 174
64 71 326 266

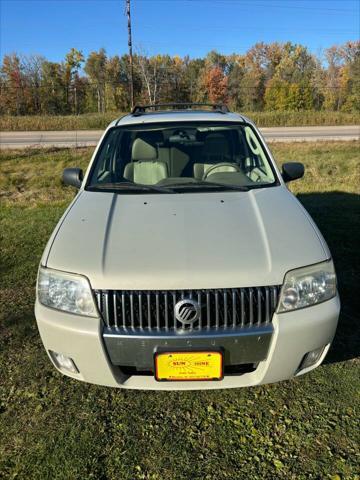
106 104 248 128
113 110 244 127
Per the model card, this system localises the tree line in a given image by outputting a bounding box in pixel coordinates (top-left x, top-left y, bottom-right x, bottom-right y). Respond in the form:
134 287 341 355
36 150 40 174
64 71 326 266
1 41 359 116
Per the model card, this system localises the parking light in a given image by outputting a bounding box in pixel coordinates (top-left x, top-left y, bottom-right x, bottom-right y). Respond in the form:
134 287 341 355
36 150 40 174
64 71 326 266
298 346 326 371
50 351 79 374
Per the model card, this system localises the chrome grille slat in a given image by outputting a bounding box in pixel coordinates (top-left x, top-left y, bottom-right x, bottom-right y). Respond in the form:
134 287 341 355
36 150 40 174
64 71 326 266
147 293 151 330
103 291 110 328
240 289 245 327
215 291 219 328
113 292 118 329
206 292 211 329
188 290 194 332
265 287 270 323
96 292 102 315
249 288 254 327
257 289 262 326
172 292 177 331
232 289 237 328
95 286 281 332
130 293 134 330
155 292 160 330
272 287 278 311
121 293 126 330
223 290 228 328
139 293 143 330
164 292 169 331
197 292 202 330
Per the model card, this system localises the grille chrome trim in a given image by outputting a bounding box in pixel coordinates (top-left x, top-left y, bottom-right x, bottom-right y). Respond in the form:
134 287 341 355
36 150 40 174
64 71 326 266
103 324 274 368
94 286 281 333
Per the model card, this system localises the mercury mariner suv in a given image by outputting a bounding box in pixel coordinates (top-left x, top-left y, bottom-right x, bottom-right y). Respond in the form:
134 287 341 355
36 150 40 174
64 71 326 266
35 103 340 390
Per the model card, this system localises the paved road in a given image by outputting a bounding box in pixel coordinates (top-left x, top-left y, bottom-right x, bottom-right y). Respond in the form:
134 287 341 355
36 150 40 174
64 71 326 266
1 125 359 149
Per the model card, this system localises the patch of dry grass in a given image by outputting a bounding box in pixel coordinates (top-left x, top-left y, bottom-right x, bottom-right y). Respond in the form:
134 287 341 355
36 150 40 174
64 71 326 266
1 111 359 131
0 147 93 206
270 141 360 194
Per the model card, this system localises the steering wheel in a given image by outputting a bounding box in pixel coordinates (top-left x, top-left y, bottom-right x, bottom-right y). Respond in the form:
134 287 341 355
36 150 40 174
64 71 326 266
174 129 191 141
203 162 241 180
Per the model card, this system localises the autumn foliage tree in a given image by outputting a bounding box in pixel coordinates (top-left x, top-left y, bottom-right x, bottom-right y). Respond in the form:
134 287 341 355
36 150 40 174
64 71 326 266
203 66 228 103
1 41 359 115
1 54 26 114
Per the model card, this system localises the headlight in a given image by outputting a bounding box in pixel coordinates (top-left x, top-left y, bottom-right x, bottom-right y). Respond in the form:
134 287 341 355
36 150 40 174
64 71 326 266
278 260 336 313
37 267 97 317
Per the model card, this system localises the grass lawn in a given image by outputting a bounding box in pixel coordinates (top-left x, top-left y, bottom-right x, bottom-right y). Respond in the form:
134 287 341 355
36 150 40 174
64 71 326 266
0 110 359 131
0 142 359 479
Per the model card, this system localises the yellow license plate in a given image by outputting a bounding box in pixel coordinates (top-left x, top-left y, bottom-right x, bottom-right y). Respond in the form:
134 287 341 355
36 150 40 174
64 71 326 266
155 351 223 381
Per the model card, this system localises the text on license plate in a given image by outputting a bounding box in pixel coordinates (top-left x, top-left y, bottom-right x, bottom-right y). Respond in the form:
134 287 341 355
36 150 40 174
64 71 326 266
155 351 223 381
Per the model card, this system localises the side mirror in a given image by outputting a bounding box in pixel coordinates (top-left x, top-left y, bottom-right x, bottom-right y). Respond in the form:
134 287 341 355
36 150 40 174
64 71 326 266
282 162 304 183
62 168 83 188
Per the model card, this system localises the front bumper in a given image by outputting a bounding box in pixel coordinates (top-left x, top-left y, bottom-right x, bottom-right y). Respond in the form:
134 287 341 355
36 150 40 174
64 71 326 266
35 295 340 390
103 325 273 368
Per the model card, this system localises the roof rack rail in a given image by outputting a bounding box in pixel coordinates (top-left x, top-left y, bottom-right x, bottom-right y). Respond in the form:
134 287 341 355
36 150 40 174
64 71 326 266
131 103 230 116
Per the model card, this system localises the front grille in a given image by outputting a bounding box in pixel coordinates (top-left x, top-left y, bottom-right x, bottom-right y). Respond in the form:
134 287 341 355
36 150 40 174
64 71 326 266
94 286 281 333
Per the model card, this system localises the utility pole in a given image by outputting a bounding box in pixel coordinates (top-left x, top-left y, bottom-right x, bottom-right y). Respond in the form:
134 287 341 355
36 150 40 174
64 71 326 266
126 0 135 110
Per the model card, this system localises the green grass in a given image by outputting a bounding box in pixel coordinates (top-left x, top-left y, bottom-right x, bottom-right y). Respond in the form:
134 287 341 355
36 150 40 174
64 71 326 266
0 142 359 479
0 110 359 131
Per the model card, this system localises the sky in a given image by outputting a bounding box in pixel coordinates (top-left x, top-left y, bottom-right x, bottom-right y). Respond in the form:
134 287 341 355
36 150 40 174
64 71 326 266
1 0 359 62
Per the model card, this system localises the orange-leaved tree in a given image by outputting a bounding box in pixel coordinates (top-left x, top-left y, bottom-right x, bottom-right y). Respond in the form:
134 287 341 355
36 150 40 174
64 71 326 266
204 66 228 104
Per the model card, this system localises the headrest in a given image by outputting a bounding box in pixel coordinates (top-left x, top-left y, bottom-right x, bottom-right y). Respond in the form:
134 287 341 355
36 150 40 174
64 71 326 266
202 134 229 156
132 138 158 161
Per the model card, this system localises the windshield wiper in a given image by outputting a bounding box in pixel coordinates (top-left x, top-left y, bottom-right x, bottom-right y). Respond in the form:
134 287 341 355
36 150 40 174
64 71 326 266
87 182 176 193
87 180 249 193
166 181 249 192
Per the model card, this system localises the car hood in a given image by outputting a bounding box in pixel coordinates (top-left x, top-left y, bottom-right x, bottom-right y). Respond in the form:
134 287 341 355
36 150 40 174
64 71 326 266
46 187 329 289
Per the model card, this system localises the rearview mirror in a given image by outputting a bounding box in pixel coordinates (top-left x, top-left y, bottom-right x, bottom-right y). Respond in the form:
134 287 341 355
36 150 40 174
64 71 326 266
282 162 304 182
62 168 83 188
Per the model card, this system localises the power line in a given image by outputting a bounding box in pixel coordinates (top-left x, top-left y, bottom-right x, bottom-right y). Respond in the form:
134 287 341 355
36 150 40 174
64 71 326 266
135 24 358 34
135 0 359 13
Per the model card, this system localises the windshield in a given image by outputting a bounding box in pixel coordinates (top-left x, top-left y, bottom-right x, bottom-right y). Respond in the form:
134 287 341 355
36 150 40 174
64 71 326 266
86 122 278 193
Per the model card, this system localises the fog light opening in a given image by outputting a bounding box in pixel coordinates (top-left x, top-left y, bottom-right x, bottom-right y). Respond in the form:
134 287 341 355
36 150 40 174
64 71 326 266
299 346 326 371
49 351 79 374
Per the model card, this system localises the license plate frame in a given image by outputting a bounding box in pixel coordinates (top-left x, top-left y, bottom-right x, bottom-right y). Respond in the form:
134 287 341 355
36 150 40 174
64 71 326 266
154 350 224 382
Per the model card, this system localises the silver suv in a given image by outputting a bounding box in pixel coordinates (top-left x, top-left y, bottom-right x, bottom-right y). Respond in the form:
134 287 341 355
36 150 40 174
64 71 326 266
35 104 340 390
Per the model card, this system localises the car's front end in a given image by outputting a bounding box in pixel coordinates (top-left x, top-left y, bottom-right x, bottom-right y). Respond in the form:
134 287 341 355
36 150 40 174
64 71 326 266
35 280 339 390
